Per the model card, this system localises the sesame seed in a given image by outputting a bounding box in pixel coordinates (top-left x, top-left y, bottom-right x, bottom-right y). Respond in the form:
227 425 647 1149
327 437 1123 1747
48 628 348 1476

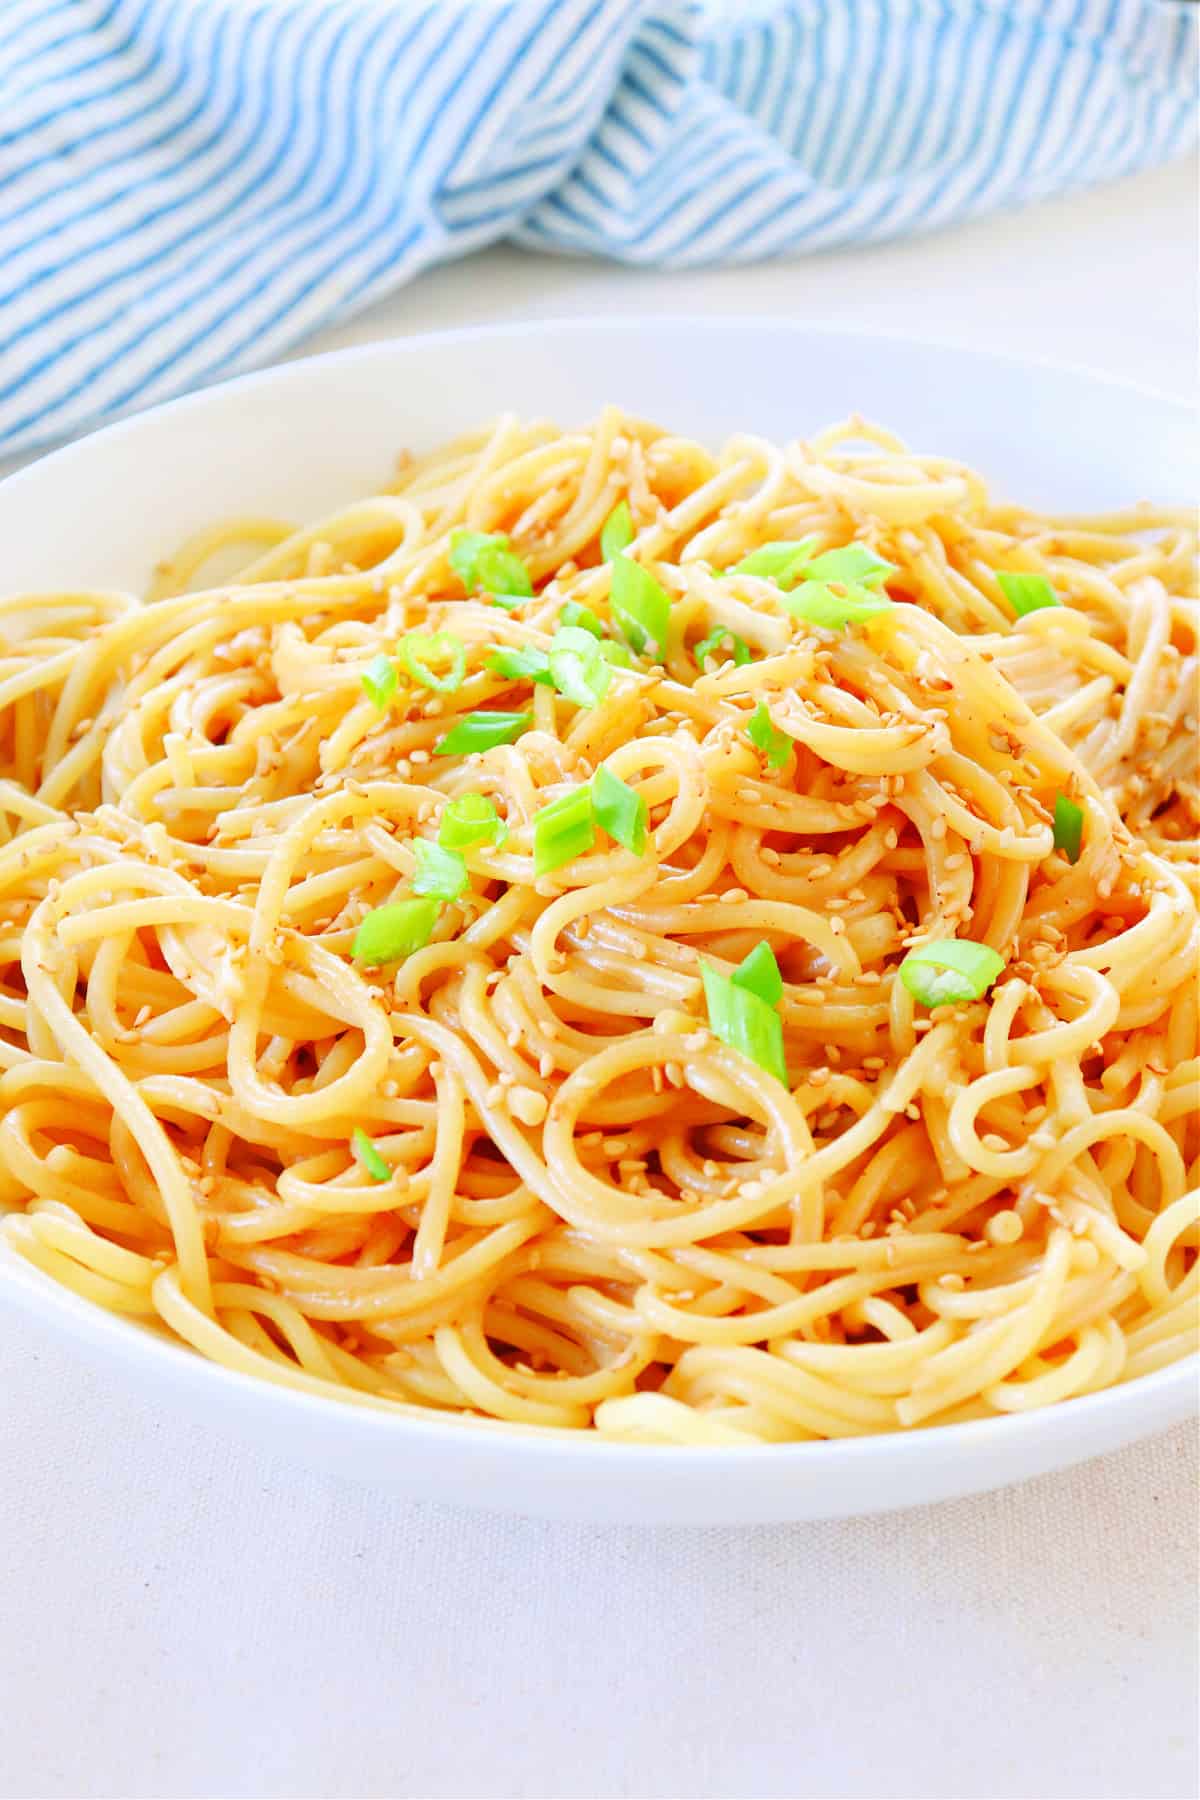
508 1085 548 1127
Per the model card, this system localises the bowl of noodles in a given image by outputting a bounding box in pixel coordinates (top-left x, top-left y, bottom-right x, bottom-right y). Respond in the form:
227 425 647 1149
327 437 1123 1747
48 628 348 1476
0 320 1194 1523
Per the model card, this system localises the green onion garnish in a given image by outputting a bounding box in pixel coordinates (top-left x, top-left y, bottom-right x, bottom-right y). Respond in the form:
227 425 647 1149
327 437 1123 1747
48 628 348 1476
533 785 596 876
398 631 466 693
548 625 613 709
352 1127 391 1183
731 539 895 594
731 939 783 1006
701 960 787 1085
597 639 635 667
732 538 819 585
439 793 508 851
351 897 440 966
694 627 751 670
412 838 468 901
477 543 533 600
592 763 647 856
746 700 792 769
996 571 1059 617
1052 794 1084 864
361 652 398 710
560 601 605 638
600 500 634 561
610 555 671 658
449 528 533 600
782 581 893 631
487 645 553 685
899 939 1005 1009
433 711 530 756
799 544 895 588
449 529 496 589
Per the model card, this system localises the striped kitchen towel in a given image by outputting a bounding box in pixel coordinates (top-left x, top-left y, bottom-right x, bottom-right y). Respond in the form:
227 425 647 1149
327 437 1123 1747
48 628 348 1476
1 0 1195 457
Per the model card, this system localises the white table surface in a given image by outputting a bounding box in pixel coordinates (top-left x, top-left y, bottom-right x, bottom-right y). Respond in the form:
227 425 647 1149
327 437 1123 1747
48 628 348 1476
1 158 1197 1800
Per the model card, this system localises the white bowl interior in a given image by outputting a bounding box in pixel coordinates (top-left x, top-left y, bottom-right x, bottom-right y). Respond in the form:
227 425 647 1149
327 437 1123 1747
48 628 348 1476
3 320 1196 595
0 320 1194 1522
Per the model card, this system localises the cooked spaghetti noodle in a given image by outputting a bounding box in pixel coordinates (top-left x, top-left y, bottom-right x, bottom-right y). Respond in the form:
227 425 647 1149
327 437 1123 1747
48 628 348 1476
0 410 1196 1443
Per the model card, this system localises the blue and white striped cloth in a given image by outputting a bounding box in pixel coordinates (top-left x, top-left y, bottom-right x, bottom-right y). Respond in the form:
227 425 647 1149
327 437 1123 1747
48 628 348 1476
2 0 1195 457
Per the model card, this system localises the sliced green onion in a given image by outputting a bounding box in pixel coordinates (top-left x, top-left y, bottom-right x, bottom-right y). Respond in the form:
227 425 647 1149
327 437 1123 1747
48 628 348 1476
548 625 613 709
352 1127 391 1183
449 528 532 599
449 529 497 589
534 785 596 876
610 555 671 658
593 763 647 856
782 581 893 631
899 939 1005 1009
732 538 819 585
412 837 468 901
477 542 533 599
746 700 792 769
361 652 398 710
694 627 751 670
433 711 530 756
597 639 635 667
398 631 466 693
487 645 552 685
439 793 508 851
554 623 612 658
731 940 783 1006
701 963 787 1085
560 601 605 638
798 544 895 588
1053 793 1084 864
600 500 634 562
997 570 1059 617
351 897 440 966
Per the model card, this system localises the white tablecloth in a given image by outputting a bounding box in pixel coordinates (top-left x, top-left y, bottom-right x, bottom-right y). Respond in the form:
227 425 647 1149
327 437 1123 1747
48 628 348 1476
2 157 1197 1800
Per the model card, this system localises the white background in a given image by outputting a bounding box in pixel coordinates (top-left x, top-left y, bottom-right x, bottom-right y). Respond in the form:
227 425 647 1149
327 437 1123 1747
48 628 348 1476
1 157 1197 1800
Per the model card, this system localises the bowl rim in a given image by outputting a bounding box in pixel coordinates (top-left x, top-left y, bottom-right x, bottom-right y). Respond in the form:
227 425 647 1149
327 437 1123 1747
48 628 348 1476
2 1234 1195 1466
1 317 1195 1472
3 312 1193 495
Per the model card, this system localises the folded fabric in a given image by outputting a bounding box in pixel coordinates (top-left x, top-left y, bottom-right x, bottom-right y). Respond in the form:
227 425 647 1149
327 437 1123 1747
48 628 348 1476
1 0 1195 458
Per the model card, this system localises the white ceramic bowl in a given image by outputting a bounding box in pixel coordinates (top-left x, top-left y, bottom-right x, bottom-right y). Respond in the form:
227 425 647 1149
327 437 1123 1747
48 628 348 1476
0 320 1195 1524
